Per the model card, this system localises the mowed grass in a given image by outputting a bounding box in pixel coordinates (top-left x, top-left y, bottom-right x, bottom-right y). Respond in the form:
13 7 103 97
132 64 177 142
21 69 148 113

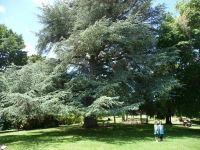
0 124 200 150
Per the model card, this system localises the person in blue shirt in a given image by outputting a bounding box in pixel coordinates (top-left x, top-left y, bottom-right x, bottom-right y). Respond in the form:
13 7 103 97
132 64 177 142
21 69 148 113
159 121 164 141
154 121 159 141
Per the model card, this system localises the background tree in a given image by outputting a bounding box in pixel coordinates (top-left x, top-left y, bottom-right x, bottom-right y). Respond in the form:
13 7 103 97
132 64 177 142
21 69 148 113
0 24 27 70
176 0 200 118
28 54 44 63
156 0 200 121
175 62 200 117
0 59 71 130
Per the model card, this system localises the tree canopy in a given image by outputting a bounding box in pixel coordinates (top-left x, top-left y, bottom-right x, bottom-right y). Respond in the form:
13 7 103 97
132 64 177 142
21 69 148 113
157 0 200 118
0 24 27 70
1 0 199 130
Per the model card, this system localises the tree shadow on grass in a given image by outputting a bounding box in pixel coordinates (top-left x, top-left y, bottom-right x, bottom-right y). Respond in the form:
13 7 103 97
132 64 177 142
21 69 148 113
0 124 199 145
0 130 18 134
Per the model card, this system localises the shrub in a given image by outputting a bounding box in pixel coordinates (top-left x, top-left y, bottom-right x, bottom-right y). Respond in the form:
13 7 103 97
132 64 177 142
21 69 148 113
58 113 82 125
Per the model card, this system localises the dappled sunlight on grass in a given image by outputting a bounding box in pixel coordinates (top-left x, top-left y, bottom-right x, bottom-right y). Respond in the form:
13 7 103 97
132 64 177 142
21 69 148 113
0 124 200 150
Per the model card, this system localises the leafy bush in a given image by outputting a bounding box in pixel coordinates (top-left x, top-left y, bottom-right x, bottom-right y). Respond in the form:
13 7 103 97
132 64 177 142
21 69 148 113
58 114 82 125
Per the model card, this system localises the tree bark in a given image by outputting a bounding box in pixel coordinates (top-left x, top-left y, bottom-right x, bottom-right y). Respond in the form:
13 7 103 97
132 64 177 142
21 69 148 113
146 115 148 124
122 114 125 122
140 112 142 124
126 114 128 121
114 115 116 124
165 115 172 125
83 116 98 128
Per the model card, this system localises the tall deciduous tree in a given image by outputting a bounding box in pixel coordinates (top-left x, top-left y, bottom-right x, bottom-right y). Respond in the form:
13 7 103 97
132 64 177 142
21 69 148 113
0 24 27 70
157 0 200 120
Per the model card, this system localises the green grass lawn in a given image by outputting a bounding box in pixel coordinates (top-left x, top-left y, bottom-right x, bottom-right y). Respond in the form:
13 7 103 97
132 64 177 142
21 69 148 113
0 124 200 150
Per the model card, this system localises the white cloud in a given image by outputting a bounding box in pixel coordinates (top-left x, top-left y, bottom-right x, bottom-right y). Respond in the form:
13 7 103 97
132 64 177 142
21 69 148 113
32 0 54 6
23 43 37 56
0 5 5 13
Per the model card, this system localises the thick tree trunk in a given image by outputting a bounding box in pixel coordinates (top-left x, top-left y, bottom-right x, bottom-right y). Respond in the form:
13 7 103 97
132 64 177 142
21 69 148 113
146 115 148 124
83 116 98 128
140 113 142 124
122 114 125 122
126 114 128 121
114 115 116 124
165 115 172 125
